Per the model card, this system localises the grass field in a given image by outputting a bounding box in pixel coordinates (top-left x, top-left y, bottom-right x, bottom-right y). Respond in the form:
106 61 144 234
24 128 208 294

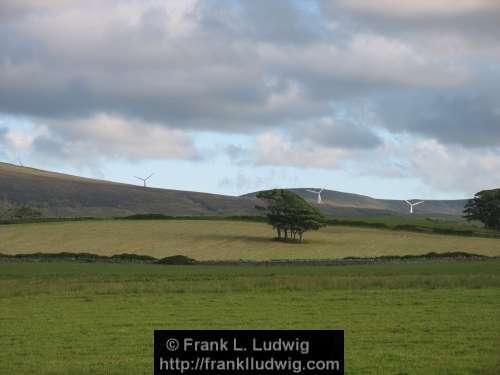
1 219 500 260
1 261 499 374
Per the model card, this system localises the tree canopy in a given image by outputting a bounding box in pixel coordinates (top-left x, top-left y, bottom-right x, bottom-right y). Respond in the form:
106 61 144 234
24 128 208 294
256 189 326 242
464 189 500 230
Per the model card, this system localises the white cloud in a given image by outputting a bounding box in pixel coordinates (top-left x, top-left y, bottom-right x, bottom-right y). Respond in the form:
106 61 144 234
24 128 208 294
4 129 38 150
407 139 500 194
3 114 197 167
254 132 351 169
343 34 469 86
65 114 197 159
251 132 500 195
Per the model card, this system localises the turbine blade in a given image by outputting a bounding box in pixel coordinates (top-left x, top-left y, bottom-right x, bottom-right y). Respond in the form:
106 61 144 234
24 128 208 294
404 200 411 205
146 173 154 180
134 176 143 180
414 201 425 205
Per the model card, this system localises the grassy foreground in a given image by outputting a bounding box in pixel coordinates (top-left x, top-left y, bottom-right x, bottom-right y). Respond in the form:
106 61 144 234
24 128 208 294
1 261 499 374
1 219 500 260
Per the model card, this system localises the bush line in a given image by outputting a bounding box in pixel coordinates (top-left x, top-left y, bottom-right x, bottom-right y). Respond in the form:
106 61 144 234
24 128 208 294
325 219 500 238
0 251 498 266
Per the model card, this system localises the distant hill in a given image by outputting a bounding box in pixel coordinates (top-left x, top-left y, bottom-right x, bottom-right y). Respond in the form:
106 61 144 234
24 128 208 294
243 188 469 217
0 163 259 218
0 163 469 218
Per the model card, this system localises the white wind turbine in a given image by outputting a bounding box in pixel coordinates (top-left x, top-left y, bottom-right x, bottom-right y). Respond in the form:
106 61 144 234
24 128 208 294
135 173 154 187
405 200 424 214
306 186 327 204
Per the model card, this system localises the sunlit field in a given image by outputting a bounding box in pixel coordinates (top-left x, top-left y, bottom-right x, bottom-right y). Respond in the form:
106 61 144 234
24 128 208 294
1 220 500 260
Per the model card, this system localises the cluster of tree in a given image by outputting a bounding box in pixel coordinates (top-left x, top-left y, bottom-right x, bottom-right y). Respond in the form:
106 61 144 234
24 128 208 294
256 189 325 242
464 189 500 230
1 205 42 220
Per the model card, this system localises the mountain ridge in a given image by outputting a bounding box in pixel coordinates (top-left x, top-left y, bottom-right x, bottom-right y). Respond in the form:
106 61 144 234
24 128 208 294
0 162 259 217
243 188 467 216
0 162 469 217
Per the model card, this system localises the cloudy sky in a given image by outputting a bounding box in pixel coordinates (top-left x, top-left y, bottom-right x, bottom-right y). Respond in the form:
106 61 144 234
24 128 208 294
1 0 499 199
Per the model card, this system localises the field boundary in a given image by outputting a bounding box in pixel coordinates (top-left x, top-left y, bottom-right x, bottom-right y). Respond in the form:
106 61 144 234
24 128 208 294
1 251 499 266
325 219 500 239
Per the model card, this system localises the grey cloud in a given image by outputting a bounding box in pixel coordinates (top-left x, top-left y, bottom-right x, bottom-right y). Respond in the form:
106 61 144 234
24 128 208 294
196 0 325 45
375 78 500 148
0 1 445 127
295 121 381 149
0 0 499 152
224 144 249 161
0 13 328 130
31 135 64 159
235 0 324 44
0 0 74 20
322 1 500 31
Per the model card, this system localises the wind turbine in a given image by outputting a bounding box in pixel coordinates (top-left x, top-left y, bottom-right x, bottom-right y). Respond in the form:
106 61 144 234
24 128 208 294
135 173 154 187
306 186 326 204
405 200 424 214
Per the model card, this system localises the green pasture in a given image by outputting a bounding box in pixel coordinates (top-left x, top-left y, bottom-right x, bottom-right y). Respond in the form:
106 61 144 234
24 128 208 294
1 261 499 374
1 219 500 260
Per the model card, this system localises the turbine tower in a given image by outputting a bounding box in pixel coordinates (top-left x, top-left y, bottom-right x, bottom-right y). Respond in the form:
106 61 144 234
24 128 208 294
405 200 424 214
135 173 154 187
306 186 326 204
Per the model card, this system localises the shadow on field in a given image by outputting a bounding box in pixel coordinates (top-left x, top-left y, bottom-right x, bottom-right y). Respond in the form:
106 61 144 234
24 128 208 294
195 233 274 243
194 233 329 245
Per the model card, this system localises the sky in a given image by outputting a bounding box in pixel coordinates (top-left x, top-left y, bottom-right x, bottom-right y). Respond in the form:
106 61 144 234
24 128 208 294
1 0 499 199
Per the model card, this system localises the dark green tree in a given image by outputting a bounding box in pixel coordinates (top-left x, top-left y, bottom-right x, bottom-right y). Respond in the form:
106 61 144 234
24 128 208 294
464 189 500 230
256 189 326 242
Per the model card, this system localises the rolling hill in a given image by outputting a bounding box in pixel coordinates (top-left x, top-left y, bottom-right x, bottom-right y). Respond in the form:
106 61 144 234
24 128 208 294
244 189 468 217
0 162 469 218
0 163 259 217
